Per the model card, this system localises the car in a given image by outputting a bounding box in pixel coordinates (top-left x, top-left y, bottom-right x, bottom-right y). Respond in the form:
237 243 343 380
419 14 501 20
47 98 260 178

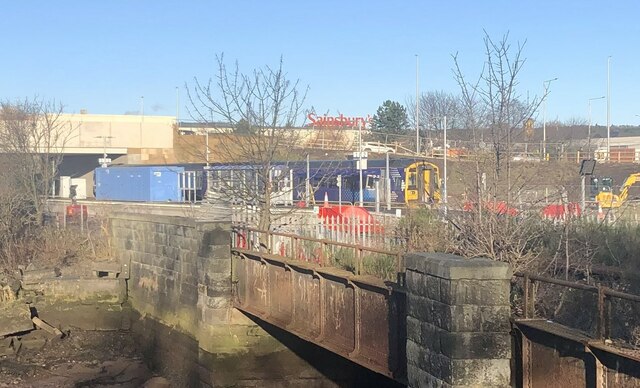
361 142 395 153
512 154 540 162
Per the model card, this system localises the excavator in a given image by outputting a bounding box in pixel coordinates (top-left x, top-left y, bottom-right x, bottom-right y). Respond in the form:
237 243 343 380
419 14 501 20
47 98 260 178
596 173 640 208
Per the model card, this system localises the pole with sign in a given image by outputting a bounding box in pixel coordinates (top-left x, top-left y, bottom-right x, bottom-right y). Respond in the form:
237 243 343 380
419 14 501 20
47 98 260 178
386 152 391 210
96 135 114 168
358 121 364 206
306 154 310 207
443 116 448 217
337 174 342 210
580 159 596 216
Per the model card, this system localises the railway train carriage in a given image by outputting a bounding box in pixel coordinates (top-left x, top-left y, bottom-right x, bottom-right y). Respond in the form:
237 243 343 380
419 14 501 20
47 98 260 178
295 159 440 206
93 159 441 206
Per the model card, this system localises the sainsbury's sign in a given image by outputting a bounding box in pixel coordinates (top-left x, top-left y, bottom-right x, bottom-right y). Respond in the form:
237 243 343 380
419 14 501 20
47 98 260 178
307 113 371 128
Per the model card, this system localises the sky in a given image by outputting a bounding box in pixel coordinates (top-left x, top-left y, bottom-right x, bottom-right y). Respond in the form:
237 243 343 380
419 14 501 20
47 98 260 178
1 1 639 126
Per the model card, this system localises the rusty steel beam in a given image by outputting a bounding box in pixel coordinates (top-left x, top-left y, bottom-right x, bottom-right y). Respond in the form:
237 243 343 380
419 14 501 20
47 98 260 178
515 318 640 386
232 250 404 380
521 331 533 388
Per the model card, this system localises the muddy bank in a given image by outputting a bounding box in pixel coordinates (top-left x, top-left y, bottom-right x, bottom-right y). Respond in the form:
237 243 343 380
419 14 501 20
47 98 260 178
0 329 168 388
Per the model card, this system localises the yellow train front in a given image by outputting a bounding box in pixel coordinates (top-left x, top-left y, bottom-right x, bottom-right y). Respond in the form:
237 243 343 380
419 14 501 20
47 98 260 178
404 161 441 206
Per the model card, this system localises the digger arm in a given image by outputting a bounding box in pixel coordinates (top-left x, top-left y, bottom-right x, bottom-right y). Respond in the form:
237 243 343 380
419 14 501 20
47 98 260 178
597 173 640 208
617 173 640 203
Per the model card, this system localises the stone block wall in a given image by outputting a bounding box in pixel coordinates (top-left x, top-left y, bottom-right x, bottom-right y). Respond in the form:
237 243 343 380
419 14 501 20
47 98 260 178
110 213 356 387
110 213 232 338
405 253 512 388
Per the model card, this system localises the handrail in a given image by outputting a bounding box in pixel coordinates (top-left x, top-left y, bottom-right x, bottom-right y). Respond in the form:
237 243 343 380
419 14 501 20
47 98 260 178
514 271 640 302
235 226 400 256
514 271 640 340
232 226 404 282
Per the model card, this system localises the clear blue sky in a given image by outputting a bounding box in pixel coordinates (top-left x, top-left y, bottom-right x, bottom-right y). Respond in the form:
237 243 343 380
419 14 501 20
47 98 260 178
1 1 639 126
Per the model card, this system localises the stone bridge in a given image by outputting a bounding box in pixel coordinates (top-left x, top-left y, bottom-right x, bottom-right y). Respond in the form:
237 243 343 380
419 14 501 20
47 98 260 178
108 212 640 387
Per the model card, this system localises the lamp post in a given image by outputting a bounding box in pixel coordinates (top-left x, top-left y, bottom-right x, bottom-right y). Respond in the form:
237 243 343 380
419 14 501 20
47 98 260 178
305 153 310 207
542 78 558 160
588 96 605 157
607 56 612 161
176 86 179 122
415 54 420 155
359 121 364 206
442 116 448 217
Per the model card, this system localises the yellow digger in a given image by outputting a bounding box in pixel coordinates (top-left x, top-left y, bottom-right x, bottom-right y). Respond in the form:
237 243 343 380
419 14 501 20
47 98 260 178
596 173 640 208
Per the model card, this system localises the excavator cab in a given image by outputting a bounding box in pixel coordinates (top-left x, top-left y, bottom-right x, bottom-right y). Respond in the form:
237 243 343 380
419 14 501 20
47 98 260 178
589 176 612 200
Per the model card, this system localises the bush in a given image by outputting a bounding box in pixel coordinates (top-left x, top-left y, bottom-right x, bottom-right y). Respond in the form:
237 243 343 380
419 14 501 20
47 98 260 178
396 208 452 253
0 217 112 278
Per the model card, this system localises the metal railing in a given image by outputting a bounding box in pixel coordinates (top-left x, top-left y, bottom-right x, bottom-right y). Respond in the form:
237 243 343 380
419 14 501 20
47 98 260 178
232 226 404 283
516 271 640 340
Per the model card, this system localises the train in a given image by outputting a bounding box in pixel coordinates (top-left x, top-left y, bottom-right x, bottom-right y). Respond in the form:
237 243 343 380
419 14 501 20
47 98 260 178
93 158 441 207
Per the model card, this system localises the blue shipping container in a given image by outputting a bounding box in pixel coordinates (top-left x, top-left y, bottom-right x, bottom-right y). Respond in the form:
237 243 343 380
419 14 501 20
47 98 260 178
95 166 185 202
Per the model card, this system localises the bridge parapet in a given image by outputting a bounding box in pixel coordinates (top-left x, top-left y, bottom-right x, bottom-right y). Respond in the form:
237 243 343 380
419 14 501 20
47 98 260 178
405 253 512 388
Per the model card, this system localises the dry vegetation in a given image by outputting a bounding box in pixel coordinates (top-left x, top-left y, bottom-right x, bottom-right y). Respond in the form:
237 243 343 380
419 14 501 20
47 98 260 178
0 99 110 281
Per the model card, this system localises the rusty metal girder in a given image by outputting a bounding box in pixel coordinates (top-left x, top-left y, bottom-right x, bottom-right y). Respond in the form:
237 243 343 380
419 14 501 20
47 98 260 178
233 249 405 380
514 319 640 387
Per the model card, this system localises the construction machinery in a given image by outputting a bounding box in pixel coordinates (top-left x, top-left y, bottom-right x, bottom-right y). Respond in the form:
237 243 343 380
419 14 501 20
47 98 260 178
589 176 613 201
596 173 640 208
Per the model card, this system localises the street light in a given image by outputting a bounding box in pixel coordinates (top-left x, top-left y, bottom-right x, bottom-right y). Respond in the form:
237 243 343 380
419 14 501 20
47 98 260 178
542 78 558 160
588 96 605 156
425 114 448 215
359 121 364 206
442 116 448 217
415 54 420 155
176 86 179 122
607 56 611 161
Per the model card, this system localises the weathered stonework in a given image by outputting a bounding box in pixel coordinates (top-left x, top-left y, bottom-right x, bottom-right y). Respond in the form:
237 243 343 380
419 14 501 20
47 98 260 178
405 253 512 388
110 213 354 387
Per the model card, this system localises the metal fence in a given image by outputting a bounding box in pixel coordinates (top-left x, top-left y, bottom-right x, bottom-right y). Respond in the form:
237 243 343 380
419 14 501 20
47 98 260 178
515 271 640 346
232 226 404 283
231 205 404 249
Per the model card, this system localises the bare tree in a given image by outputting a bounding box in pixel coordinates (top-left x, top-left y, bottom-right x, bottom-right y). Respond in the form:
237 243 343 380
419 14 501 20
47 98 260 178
453 31 545 202
188 55 320 230
406 91 462 148
0 98 74 272
446 31 562 273
0 98 71 224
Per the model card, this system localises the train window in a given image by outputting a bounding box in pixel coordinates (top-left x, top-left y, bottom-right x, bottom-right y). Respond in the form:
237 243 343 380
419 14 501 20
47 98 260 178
365 175 376 189
277 177 290 191
325 177 337 187
407 172 417 190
